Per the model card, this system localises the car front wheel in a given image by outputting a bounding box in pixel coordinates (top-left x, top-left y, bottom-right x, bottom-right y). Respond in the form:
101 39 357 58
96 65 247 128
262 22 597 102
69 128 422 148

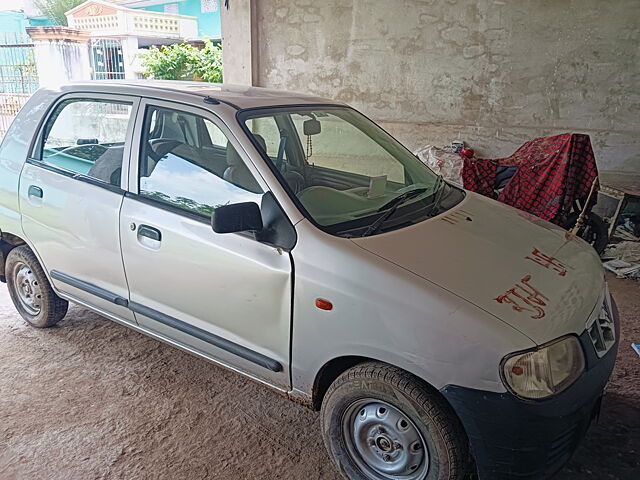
321 362 469 480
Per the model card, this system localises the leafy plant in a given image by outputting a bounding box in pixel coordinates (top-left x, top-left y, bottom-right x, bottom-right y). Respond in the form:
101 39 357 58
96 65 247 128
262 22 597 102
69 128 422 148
140 41 223 83
34 0 85 26
140 43 193 80
191 41 224 83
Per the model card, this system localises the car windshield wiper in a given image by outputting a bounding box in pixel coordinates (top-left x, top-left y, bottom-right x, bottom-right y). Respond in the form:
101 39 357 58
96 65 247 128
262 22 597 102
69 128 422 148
362 188 429 237
427 175 447 216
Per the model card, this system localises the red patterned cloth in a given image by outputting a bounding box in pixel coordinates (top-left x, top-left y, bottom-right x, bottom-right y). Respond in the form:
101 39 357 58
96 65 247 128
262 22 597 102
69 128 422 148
462 133 599 225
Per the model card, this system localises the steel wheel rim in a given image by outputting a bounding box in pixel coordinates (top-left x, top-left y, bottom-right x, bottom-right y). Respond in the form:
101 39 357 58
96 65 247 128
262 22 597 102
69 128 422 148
343 398 429 479
13 261 43 316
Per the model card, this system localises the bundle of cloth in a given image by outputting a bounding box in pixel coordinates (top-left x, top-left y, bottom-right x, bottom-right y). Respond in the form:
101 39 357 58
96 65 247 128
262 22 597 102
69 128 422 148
461 133 599 225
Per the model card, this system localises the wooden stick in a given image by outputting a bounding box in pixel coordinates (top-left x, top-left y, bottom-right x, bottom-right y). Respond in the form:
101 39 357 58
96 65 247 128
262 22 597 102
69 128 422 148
570 177 598 235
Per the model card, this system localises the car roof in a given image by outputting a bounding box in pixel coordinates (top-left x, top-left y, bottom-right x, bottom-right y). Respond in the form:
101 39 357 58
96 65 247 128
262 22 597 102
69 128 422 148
65 80 342 110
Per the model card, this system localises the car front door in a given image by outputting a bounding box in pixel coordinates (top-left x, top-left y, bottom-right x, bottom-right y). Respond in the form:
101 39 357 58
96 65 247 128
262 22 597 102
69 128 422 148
19 94 138 322
119 99 292 387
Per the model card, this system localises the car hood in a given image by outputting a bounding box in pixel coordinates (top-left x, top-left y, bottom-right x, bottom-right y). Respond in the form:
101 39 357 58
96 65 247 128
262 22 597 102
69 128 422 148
351 192 604 345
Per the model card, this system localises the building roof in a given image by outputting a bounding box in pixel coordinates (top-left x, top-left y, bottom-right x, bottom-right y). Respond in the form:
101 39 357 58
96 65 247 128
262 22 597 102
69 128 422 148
65 0 199 40
67 80 341 109
66 0 193 19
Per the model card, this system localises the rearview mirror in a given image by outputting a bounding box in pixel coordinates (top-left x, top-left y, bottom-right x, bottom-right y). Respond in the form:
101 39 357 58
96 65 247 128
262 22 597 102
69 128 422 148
303 118 321 136
211 202 263 234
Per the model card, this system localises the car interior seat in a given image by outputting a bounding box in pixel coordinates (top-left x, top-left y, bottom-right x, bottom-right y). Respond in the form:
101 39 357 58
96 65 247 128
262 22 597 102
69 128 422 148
87 145 125 186
223 137 265 193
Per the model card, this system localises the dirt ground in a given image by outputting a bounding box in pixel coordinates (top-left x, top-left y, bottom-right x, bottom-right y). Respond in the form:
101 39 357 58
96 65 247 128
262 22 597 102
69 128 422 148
0 273 638 480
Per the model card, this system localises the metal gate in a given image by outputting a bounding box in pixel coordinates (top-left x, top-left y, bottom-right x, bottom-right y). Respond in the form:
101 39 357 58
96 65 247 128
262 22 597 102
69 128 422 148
0 32 39 139
90 38 125 80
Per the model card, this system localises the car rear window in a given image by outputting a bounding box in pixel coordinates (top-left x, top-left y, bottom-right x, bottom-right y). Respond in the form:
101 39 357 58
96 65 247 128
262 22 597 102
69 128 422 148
39 98 133 186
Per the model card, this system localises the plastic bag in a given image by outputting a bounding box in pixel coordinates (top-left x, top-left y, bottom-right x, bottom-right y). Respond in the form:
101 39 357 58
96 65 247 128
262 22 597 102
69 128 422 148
414 145 464 185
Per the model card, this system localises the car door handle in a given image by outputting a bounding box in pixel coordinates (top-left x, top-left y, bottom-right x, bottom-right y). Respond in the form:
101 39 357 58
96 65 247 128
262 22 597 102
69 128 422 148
28 185 43 198
138 224 162 242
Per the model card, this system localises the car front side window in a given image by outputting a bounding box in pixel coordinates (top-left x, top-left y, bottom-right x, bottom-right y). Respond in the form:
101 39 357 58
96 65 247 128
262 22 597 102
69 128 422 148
138 106 264 219
40 99 133 186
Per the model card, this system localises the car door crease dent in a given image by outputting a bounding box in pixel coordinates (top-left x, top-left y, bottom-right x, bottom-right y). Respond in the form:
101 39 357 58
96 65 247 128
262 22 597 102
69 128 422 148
128 301 283 373
49 269 283 372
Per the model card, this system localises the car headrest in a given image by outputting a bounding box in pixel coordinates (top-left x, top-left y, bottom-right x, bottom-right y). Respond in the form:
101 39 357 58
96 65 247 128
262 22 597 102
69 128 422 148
226 141 243 167
159 111 186 142
226 135 267 167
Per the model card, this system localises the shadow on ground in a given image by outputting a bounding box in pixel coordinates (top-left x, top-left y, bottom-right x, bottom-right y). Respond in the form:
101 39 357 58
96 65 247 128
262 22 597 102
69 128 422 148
0 274 638 479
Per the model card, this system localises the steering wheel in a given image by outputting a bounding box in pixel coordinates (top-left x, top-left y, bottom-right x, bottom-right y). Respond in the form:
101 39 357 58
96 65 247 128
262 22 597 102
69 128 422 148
285 171 305 194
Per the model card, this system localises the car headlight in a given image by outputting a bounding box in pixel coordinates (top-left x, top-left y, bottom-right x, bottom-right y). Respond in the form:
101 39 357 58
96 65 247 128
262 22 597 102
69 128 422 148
501 336 585 400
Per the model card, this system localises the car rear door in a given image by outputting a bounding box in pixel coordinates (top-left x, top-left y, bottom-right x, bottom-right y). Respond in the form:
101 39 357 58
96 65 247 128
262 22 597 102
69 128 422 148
19 93 139 322
119 99 292 388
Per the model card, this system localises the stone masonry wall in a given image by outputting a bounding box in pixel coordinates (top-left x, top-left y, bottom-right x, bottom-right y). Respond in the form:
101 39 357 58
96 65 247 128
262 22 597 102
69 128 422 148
248 0 639 171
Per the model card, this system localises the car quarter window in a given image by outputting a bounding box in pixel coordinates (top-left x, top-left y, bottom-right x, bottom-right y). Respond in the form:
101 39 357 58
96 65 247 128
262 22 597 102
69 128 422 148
40 98 133 186
138 105 264 218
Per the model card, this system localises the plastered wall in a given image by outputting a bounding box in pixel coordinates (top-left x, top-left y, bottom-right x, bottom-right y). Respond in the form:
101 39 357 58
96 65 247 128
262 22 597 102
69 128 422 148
223 0 640 172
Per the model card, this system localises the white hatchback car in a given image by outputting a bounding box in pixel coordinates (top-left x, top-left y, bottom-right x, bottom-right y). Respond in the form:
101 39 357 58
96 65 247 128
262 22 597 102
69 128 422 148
0 81 618 480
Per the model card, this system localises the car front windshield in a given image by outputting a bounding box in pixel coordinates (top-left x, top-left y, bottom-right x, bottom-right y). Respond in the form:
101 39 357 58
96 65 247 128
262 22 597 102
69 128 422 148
243 106 450 236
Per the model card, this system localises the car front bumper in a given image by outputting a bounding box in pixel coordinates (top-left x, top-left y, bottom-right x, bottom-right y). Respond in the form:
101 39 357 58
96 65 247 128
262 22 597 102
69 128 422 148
441 299 620 480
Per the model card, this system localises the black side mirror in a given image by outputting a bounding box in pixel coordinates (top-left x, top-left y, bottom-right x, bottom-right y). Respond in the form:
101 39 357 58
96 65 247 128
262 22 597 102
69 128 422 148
303 118 321 136
211 202 263 234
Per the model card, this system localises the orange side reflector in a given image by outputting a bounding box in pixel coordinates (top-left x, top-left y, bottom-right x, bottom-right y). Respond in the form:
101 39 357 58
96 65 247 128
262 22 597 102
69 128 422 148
315 298 333 311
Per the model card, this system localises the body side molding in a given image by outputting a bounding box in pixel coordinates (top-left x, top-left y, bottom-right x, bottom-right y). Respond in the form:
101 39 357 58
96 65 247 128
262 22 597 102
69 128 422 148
50 270 129 306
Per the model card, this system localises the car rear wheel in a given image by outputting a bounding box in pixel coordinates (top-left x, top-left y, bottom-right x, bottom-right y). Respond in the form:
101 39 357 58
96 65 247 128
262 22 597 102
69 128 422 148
5 245 68 328
321 362 469 480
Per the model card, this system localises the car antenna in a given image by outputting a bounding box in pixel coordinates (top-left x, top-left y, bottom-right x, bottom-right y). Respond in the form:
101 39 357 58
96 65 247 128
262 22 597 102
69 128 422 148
203 96 221 105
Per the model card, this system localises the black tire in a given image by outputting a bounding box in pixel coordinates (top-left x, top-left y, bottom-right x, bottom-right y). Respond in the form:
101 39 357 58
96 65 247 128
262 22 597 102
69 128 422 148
564 212 609 255
5 245 68 328
321 362 469 480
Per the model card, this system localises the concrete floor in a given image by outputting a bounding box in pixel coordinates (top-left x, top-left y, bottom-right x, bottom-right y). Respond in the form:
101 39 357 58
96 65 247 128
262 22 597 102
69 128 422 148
0 274 638 480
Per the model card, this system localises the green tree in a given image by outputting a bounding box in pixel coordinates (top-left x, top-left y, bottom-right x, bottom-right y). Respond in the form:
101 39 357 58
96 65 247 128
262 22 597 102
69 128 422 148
140 41 223 83
34 0 85 26
191 41 224 83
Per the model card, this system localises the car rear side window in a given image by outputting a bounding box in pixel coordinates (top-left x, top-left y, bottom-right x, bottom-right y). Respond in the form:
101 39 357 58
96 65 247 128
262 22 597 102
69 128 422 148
138 105 263 218
39 99 133 186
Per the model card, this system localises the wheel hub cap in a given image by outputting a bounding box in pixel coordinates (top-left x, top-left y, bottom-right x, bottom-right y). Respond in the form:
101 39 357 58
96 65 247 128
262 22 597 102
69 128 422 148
14 262 43 316
344 399 429 479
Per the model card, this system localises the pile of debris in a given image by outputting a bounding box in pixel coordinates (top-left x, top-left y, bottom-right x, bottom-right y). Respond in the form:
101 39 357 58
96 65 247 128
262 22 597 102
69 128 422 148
615 214 640 240
602 241 640 279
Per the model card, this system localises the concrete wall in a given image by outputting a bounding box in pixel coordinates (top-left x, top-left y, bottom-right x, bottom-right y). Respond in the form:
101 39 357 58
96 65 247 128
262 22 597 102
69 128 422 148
220 0 256 85
27 28 92 88
223 0 640 172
